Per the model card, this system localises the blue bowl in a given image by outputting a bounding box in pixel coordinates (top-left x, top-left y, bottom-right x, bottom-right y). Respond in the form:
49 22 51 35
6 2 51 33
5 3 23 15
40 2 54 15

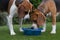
22 28 42 36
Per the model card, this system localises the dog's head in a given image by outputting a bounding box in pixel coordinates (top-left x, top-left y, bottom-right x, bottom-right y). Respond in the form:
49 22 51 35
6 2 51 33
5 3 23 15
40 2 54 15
30 9 46 26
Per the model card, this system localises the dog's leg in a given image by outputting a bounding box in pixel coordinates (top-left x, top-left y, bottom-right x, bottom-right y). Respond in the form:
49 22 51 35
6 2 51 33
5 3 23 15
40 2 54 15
19 10 30 32
6 14 16 35
19 18 24 32
47 1 56 34
6 3 17 35
41 21 46 32
51 14 56 34
51 25 56 34
50 11 56 34
49 8 56 34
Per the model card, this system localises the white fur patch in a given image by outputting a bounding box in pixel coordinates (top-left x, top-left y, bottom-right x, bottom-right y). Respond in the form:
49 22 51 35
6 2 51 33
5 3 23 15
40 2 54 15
6 0 17 35
20 28 24 32
56 12 59 16
24 13 30 19
24 10 30 19
51 25 56 34
46 12 51 16
32 23 38 29
52 25 56 31
41 22 46 32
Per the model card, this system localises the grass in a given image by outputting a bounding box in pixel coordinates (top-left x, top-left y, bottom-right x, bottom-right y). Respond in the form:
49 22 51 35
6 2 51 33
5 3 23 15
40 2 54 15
0 22 60 40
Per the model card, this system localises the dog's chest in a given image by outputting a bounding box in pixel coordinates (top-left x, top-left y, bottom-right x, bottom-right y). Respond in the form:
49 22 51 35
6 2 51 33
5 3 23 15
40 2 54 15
54 0 60 12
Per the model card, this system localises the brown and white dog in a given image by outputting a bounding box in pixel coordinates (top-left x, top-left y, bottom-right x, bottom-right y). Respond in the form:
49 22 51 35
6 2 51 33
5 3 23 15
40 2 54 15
37 0 60 34
0 0 33 35
27 0 59 34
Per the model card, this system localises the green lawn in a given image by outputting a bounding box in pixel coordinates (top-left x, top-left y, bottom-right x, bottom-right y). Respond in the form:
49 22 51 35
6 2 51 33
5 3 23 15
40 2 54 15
0 22 60 40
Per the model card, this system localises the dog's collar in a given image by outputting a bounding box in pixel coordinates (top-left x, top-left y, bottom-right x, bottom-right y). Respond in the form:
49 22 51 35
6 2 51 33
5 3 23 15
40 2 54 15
37 8 46 16
15 0 23 7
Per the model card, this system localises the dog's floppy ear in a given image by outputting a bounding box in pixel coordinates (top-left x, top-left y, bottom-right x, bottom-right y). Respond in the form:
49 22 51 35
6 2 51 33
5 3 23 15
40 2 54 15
37 11 46 26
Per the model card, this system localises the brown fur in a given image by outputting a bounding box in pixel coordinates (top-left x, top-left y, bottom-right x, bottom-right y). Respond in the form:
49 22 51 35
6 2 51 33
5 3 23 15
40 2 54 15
30 9 46 26
38 0 56 25
17 0 33 18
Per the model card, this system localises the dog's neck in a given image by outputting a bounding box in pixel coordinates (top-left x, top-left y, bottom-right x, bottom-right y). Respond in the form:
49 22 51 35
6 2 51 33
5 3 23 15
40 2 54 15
37 8 47 16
